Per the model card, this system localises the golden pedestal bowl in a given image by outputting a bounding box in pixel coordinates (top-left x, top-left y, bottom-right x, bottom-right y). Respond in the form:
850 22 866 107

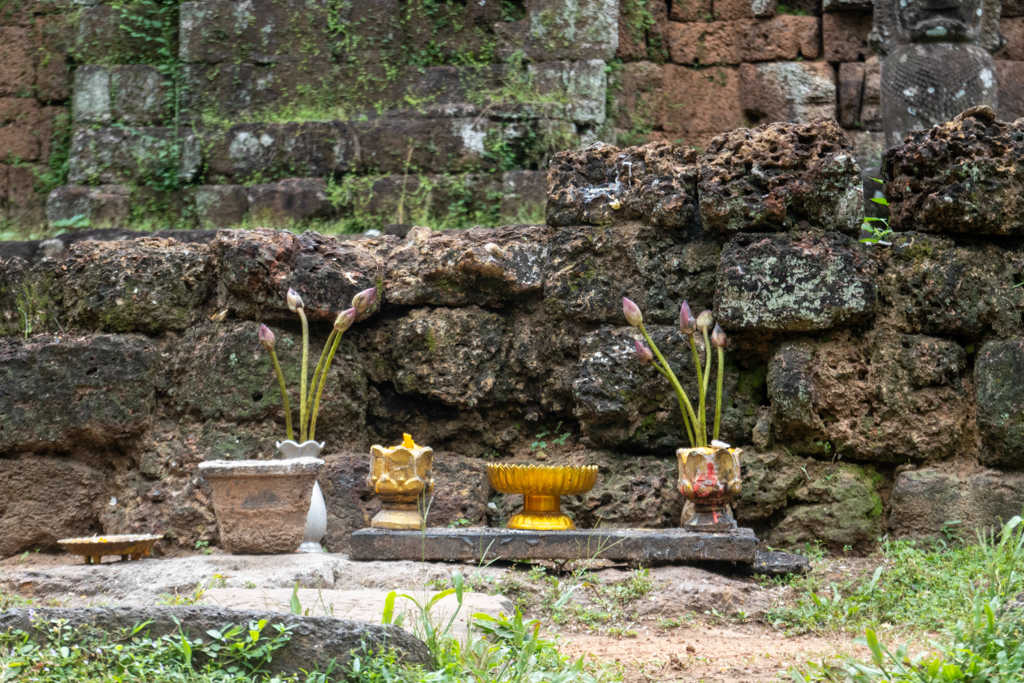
487 464 598 530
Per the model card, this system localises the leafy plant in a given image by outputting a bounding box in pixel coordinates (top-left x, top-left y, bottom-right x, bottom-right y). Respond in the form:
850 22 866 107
259 286 377 443
861 178 894 245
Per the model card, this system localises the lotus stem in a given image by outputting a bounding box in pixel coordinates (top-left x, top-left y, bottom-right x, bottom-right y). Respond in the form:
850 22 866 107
269 347 293 442
308 330 344 442
307 330 337 419
651 359 695 447
298 308 310 442
714 346 724 442
639 324 701 447
690 336 707 445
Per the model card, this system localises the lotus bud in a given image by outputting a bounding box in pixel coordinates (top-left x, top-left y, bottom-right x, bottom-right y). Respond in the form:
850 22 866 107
696 310 713 332
711 324 727 348
623 297 643 327
334 308 357 333
258 324 275 350
351 287 378 314
679 301 696 335
634 340 653 365
286 288 304 312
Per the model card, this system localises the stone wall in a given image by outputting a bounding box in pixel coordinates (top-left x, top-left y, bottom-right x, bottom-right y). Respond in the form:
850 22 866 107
7 0 1024 234
3 114 1024 558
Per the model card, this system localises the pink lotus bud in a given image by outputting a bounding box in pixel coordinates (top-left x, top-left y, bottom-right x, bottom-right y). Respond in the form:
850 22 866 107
679 301 696 335
334 308 357 333
258 324 275 350
623 298 643 327
711 324 727 348
286 288 304 312
634 340 653 365
351 287 377 315
696 310 713 332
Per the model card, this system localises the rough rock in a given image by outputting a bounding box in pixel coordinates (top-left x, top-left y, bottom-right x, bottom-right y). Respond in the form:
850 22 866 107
715 232 877 333
976 338 1024 467
545 222 720 324
698 120 863 235
61 239 216 333
639 565 771 617
212 228 383 323
0 457 106 558
876 233 1024 341
110 65 167 125
665 17 819 65
192 185 249 228
67 127 200 186
203 122 354 184
45 185 131 229
739 62 837 124
384 225 548 307
658 64 745 148
247 178 334 224
0 334 159 451
0 607 430 672
0 256 61 337
546 141 699 229
767 333 970 461
882 107 1024 235
890 466 1024 538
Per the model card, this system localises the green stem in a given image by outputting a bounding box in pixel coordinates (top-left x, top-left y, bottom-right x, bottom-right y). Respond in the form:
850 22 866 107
269 348 293 443
690 336 707 445
307 330 337 419
701 328 713 443
639 324 702 446
309 330 344 442
714 346 724 442
298 309 310 443
652 360 695 447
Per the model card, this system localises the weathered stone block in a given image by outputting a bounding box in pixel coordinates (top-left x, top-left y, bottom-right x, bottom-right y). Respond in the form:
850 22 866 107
861 56 882 130
883 108 1024 235
658 64 743 148
247 178 334 225
669 0 713 21
571 325 760 449
203 122 354 184
822 11 872 62
0 457 105 558
666 17 818 65
68 127 200 186
385 225 548 307
767 333 970 461
72 66 110 125
353 118 498 174
998 60 1024 122
618 0 668 60
192 185 248 228
714 0 777 20
0 28 34 97
838 62 865 128
212 228 383 323
735 448 805 524
528 60 608 125
171 321 369 446
739 61 836 125
890 467 1024 538
998 17 1024 60
178 1 246 63
111 65 167 125
0 256 61 337
0 335 158 451
32 16 72 101
545 222 720 324
0 97 41 161
715 232 876 333
74 3 170 64
62 238 215 333
976 338 1024 468
46 184 130 229
608 61 663 139
515 0 619 61
698 120 863 235
364 306 507 408
5 165 44 226
500 169 548 220
547 141 699 228
877 233 1024 340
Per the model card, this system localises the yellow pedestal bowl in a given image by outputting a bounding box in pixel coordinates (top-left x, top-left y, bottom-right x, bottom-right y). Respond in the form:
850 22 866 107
487 464 598 530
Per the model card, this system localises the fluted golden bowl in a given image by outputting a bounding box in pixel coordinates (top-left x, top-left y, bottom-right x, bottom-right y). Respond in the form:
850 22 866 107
487 464 598 530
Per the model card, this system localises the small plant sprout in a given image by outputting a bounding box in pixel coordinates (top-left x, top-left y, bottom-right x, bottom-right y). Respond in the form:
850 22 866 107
623 297 729 448
260 286 377 444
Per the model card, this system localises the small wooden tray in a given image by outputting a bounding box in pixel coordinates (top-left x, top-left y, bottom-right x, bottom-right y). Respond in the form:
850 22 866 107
57 535 162 564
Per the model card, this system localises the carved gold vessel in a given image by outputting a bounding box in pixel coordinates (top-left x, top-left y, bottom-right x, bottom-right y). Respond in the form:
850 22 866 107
367 434 434 529
487 464 598 530
677 446 742 532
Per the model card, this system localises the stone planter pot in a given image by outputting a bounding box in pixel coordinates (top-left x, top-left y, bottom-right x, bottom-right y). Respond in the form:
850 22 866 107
676 446 742 532
276 440 328 553
199 457 324 554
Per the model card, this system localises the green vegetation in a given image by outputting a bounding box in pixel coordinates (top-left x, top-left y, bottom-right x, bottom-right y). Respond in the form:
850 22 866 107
782 515 1024 682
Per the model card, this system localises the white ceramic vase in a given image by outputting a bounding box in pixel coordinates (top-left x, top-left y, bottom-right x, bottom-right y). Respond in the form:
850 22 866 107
277 440 328 553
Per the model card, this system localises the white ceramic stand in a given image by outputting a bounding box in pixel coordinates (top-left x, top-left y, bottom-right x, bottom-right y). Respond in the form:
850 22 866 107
277 440 328 553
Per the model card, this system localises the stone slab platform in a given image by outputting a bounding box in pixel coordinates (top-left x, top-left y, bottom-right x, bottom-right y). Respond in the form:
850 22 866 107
349 527 758 563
